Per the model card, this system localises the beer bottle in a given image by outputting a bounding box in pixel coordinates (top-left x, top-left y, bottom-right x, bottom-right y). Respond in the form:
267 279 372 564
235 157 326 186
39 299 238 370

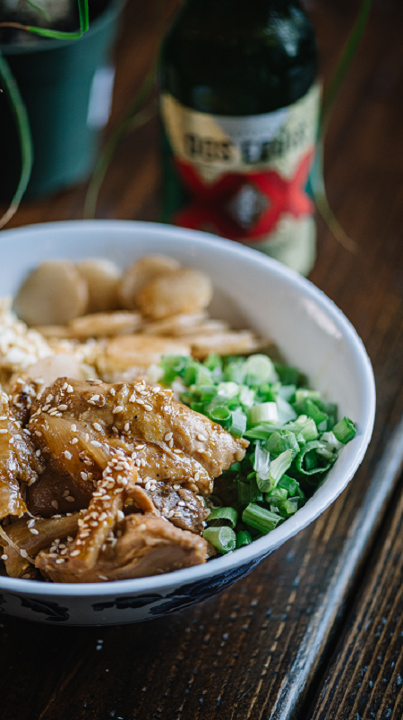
160 0 320 276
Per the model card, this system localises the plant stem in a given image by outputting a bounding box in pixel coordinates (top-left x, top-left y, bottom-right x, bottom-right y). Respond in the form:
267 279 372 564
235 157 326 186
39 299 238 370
0 50 33 230
310 0 374 253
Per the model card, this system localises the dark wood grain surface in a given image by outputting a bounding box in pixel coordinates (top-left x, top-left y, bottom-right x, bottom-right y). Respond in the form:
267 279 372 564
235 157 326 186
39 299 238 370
1 0 403 718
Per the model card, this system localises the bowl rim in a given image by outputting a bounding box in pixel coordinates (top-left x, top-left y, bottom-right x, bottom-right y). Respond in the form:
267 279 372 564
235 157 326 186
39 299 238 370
0 220 376 598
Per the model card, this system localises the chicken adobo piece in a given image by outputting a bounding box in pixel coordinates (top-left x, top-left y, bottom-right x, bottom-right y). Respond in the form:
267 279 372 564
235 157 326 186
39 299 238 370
0 376 248 582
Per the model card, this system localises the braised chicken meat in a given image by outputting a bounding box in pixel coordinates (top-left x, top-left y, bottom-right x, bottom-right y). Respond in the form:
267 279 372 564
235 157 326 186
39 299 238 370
0 376 248 582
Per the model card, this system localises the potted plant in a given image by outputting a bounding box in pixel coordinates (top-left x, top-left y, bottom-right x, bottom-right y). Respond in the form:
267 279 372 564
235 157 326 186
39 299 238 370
0 0 125 219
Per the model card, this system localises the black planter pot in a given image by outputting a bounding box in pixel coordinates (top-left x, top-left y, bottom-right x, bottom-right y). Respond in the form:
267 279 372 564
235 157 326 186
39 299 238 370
0 0 124 200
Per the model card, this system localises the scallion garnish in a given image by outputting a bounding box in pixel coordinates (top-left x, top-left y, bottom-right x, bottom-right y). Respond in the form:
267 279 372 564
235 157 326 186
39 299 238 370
160 352 357 551
203 526 236 553
332 417 357 444
207 506 238 528
242 503 283 534
236 530 252 548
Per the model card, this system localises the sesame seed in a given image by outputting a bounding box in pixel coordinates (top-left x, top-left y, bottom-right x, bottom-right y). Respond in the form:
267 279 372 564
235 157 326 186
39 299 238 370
124 422 130 432
20 549 28 558
93 422 103 432
66 496 75 503
0 429 7 434
129 394 136 403
85 434 90 442
71 424 77 432
81 472 88 481
1 554 8 561
70 549 80 557
112 405 124 414
62 383 68 390
46 394 53 402
99 575 108 581
110 388 116 396
29 528 39 535
135 444 145 450
144 404 152 411
35 431 42 437
70 438 79 445
117 510 125 521
91 440 102 448
64 451 73 460
173 449 182 455
62 490 70 498
55 558 65 564
197 434 207 442
51 500 59 510
58 404 68 411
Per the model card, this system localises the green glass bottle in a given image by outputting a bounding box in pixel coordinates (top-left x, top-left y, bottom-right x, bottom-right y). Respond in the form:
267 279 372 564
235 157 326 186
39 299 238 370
160 0 319 275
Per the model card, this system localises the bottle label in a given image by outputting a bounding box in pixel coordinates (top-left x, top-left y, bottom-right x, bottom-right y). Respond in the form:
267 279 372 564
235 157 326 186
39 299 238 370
161 83 320 268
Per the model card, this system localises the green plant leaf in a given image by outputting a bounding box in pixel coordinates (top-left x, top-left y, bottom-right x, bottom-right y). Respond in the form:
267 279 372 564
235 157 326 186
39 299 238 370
84 0 168 217
0 0 89 40
310 0 374 253
24 0 51 22
0 0 89 229
0 50 33 229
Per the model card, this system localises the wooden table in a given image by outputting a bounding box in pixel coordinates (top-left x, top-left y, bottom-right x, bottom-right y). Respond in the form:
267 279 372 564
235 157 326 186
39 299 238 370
1 0 403 717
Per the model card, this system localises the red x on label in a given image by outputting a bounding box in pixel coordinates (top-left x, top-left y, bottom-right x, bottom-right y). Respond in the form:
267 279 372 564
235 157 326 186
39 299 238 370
172 149 315 241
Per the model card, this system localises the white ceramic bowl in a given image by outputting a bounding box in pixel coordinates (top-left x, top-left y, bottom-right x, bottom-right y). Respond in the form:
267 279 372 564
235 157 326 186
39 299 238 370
0 220 375 625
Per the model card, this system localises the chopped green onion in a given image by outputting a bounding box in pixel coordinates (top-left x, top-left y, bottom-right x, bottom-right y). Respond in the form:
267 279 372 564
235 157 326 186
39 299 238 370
210 406 232 423
332 417 356 444
249 402 278 426
321 431 343 451
244 423 280 440
239 385 255 408
236 530 252 548
253 444 270 477
265 430 300 456
274 363 305 386
276 395 297 424
278 474 300 496
265 487 288 501
295 388 321 403
293 397 328 431
230 410 247 437
242 503 282 534
296 440 335 476
269 448 294 486
293 416 319 441
204 354 222 373
244 354 277 385
203 526 236 553
277 497 300 517
207 506 238 528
